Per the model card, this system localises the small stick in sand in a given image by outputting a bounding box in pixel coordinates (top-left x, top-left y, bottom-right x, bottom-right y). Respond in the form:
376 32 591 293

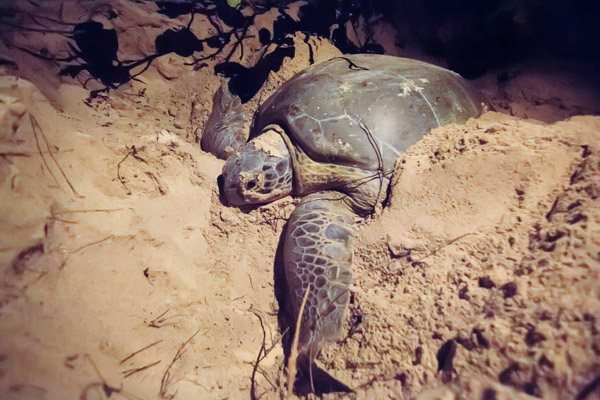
287 285 310 398
30 114 82 198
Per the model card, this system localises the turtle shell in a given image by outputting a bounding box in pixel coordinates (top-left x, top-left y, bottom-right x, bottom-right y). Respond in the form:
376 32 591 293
250 54 491 172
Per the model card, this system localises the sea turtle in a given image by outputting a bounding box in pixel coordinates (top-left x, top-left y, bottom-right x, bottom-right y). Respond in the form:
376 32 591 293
202 54 490 387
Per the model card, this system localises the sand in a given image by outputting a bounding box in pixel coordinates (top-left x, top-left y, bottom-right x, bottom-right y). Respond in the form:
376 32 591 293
0 1 599 399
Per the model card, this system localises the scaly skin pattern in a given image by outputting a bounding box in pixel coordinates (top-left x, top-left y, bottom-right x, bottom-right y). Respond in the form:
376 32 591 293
283 191 355 363
221 127 293 205
281 131 390 216
201 85 247 159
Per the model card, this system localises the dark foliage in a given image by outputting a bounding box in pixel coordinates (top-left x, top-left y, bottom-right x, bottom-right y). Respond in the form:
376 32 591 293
9 0 600 98
155 28 204 57
59 20 159 93
215 39 295 103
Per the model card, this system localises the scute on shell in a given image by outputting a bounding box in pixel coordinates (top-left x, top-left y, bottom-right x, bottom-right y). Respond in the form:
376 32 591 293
250 54 491 173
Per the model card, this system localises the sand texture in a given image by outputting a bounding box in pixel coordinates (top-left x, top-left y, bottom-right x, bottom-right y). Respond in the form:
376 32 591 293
0 1 599 399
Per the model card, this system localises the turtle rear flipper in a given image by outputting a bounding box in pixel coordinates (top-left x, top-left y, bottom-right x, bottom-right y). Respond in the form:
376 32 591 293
201 82 246 159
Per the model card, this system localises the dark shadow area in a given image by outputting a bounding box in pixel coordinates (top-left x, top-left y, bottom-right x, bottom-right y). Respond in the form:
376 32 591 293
5 0 600 101
13 19 159 97
378 0 600 79
3 0 391 100
7 0 600 101
215 39 295 103
272 221 292 359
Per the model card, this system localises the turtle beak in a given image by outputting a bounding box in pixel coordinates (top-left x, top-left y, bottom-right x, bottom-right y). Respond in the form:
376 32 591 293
223 178 246 206
216 174 230 206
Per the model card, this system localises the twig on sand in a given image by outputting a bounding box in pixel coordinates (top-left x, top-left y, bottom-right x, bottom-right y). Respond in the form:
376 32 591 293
122 360 161 378
159 327 203 398
149 309 170 328
145 171 166 195
287 286 310 398
249 311 289 400
354 372 397 390
47 215 78 224
80 354 144 400
250 312 267 400
30 113 60 187
148 308 181 328
412 233 476 262
30 113 82 198
67 234 114 254
120 339 163 364
53 208 126 215
117 149 132 195
0 151 30 157
117 145 151 195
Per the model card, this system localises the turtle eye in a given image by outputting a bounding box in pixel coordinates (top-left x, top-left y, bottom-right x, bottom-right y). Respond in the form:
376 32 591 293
246 180 257 190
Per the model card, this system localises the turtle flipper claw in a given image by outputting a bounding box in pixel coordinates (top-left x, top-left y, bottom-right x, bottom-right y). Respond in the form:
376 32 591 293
201 82 246 159
283 192 355 366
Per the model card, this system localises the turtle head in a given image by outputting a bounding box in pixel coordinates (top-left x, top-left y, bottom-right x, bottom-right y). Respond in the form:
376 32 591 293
221 128 293 206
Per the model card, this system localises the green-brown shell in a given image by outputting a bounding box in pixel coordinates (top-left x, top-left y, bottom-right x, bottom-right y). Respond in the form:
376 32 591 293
250 54 491 174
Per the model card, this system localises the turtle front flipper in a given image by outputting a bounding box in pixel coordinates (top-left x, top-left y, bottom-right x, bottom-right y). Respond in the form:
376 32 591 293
283 191 355 390
201 83 246 159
